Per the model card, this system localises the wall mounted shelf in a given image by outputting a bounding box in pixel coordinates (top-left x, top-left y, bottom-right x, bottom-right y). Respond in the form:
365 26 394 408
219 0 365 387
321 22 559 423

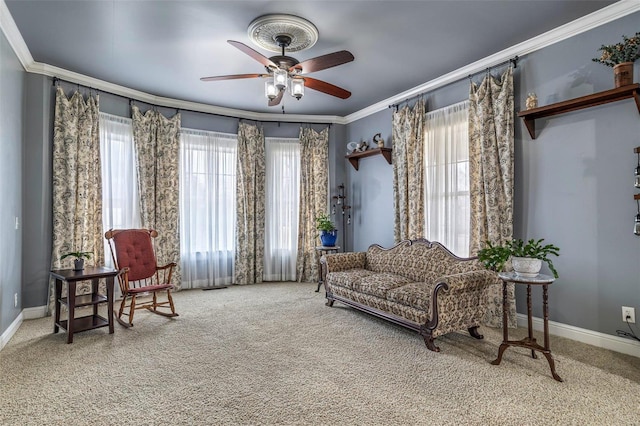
517 84 640 139
346 147 392 170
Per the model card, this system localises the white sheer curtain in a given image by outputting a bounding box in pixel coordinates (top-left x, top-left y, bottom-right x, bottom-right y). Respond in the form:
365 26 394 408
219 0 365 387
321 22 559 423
99 112 142 270
264 137 300 281
424 101 470 257
180 128 237 288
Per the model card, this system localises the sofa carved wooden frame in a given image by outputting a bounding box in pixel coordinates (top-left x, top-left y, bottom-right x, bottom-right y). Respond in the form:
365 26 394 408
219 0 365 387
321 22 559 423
322 239 486 352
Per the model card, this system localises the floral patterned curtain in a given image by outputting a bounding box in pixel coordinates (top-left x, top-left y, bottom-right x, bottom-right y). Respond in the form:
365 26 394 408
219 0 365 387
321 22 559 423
132 106 182 289
296 127 329 283
469 67 515 327
392 99 425 242
49 87 104 311
234 122 266 285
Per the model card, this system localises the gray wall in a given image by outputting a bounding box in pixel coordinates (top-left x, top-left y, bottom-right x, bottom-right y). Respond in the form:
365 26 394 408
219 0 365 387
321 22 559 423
22 74 53 309
345 108 394 252
0 29 25 335
344 12 640 338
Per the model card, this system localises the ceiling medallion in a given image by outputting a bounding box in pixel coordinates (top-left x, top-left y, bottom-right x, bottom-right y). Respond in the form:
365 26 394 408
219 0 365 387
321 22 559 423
247 14 319 53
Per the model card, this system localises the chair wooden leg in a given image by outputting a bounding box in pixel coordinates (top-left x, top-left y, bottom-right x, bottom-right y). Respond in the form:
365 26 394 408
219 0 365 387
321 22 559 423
118 296 126 320
167 290 177 315
116 295 134 328
152 292 158 311
129 294 137 326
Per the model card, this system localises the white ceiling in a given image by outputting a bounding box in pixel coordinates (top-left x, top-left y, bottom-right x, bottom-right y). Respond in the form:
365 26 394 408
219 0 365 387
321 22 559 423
4 0 620 118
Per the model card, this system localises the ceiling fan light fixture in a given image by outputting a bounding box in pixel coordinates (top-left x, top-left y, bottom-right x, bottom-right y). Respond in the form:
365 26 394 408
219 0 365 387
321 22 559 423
265 81 278 100
290 79 304 100
273 68 288 89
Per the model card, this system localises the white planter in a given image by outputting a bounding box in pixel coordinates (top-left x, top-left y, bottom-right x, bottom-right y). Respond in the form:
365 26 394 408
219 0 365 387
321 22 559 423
511 257 542 278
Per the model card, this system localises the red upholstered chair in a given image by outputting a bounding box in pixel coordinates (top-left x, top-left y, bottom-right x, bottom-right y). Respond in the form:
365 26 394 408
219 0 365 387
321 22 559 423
105 229 178 327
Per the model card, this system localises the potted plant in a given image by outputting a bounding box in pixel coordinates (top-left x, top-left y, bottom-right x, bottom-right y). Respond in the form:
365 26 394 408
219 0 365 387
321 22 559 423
315 213 338 247
592 32 640 88
60 250 93 271
477 238 560 278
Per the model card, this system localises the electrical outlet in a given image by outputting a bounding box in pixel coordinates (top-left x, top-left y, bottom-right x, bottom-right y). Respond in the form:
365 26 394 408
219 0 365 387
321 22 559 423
14 293 18 308
622 306 635 323
15 217 19 230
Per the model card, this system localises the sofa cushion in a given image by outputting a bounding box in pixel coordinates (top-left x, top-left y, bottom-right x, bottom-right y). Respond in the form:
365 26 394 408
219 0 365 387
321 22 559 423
385 281 438 312
329 285 392 313
326 269 375 290
351 273 412 298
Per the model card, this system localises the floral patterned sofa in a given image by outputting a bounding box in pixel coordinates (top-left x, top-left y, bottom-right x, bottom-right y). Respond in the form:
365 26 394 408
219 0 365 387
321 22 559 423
322 239 499 351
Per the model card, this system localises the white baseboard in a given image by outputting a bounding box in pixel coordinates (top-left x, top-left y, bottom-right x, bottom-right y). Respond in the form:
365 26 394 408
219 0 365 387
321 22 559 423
0 311 23 351
22 305 48 320
0 305 47 351
516 313 640 358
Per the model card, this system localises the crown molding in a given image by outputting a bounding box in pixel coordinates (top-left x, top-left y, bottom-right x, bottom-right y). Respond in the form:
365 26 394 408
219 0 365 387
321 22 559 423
344 0 640 124
1 0 638 126
28 62 346 125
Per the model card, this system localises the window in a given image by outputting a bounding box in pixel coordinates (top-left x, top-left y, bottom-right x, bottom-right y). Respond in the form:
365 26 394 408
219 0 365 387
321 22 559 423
180 129 237 288
264 137 300 281
423 101 470 257
99 113 141 269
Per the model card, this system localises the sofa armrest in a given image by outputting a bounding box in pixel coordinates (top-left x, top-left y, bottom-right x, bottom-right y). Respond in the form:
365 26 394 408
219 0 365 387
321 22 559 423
437 269 500 294
323 252 367 272
426 269 500 337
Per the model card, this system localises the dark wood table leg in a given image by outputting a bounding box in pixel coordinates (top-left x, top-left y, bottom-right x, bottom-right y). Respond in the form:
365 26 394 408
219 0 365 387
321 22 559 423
66 281 76 344
542 284 563 382
92 278 99 317
54 278 62 333
315 251 323 292
491 280 509 365
527 284 537 359
107 276 114 334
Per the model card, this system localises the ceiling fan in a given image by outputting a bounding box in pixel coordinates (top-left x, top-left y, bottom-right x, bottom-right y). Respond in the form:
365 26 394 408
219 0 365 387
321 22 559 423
200 35 354 106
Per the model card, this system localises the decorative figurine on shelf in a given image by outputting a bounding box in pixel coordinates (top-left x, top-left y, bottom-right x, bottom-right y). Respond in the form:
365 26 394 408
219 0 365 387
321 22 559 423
346 141 359 155
373 133 385 148
357 140 369 152
525 93 538 110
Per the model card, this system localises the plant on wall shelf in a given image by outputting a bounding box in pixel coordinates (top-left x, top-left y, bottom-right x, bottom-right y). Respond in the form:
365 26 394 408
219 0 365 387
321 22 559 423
592 32 640 67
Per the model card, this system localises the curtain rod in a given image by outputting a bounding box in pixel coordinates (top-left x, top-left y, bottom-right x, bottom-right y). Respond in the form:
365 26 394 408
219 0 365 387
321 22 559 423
51 77 332 128
388 55 518 110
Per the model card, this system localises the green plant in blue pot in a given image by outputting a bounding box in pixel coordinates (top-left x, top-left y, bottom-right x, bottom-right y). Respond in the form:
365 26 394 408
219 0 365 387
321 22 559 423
315 213 337 247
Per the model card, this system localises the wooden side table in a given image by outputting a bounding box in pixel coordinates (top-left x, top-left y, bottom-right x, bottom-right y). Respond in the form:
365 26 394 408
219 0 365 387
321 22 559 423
314 246 340 292
50 267 118 343
492 271 563 382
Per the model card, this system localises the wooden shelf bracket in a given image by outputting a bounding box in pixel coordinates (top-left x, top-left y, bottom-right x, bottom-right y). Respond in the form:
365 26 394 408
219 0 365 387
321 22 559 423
346 147 392 170
518 84 640 139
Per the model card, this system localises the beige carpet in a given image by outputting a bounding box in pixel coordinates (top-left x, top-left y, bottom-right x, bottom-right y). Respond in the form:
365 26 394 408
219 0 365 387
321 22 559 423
1 282 639 425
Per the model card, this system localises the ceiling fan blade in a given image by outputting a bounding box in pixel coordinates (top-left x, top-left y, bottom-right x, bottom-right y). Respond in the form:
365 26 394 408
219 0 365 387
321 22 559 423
303 77 351 99
200 73 266 82
268 88 284 107
228 40 276 68
292 50 354 74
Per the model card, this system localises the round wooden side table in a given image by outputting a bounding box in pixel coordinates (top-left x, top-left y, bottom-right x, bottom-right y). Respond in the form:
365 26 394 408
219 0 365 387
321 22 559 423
492 271 563 382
